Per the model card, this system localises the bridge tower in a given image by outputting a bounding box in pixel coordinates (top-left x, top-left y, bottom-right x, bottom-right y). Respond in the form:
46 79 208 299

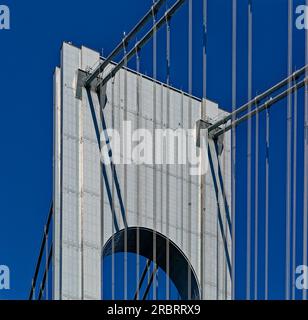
53 42 231 300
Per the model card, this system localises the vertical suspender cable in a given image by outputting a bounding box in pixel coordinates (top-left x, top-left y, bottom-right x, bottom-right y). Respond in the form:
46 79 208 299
223 125 228 300
156 269 159 299
166 13 171 300
45 227 48 299
188 0 193 300
111 76 116 301
136 44 141 300
80 87 84 299
123 37 128 301
231 0 237 300
160 83 164 249
203 0 207 102
292 76 298 300
181 91 184 250
254 96 259 300
265 106 270 300
152 3 158 300
303 0 308 301
216 207 220 299
201 0 207 300
285 0 293 301
246 0 252 300
100 90 104 300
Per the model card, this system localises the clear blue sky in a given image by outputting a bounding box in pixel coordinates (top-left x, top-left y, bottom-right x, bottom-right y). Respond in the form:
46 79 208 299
0 0 306 300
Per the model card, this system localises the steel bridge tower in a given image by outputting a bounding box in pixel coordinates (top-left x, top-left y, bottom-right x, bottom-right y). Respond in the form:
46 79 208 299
51 42 231 300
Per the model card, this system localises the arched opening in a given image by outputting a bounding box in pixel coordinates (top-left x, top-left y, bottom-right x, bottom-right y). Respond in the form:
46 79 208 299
102 227 201 300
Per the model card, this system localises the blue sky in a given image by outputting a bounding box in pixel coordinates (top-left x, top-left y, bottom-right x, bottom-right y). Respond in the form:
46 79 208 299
0 0 307 300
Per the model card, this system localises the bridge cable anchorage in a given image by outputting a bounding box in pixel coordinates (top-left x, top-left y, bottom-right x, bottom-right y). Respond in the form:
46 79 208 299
95 0 187 89
285 0 293 301
29 203 53 300
303 0 308 301
231 0 237 301
246 0 252 301
83 0 167 87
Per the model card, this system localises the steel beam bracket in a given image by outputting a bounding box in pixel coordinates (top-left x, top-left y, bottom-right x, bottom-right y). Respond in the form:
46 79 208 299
196 119 224 155
196 119 211 148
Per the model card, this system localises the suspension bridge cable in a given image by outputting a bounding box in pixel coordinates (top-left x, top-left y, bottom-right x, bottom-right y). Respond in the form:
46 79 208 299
292 79 298 300
100 72 105 301
97 0 187 88
216 206 220 299
181 90 185 256
303 0 308 301
152 3 158 300
208 65 308 134
134 259 152 300
38 244 53 300
200 0 208 299
45 226 49 300
166 13 171 300
188 0 193 300
29 204 53 300
135 44 141 301
246 0 252 300
84 0 167 87
231 0 237 300
123 37 128 301
223 125 228 300
203 0 207 102
254 98 259 300
285 0 293 300
265 106 270 300
142 264 159 300
213 78 307 138
201 0 207 300
111 75 116 301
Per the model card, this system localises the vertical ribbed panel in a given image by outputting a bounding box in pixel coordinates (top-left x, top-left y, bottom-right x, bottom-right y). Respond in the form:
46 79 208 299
60 43 82 299
53 67 61 300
